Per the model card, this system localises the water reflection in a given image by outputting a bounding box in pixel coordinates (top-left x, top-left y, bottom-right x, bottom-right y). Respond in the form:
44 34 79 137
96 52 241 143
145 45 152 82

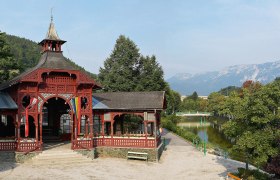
178 121 232 150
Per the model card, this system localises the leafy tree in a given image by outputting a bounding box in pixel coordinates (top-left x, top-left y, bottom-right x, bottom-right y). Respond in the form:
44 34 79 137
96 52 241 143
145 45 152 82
136 55 166 91
181 98 198 111
207 92 226 116
218 86 241 96
165 88 181 115
5 34 41 71
0 31 20 83
99 35 141 92
221 81 280 169
241 80 262 95
99 35 179 114
198 98 208 111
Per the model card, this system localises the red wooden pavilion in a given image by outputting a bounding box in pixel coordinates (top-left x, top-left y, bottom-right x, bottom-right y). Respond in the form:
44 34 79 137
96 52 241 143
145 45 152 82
0 18 165 155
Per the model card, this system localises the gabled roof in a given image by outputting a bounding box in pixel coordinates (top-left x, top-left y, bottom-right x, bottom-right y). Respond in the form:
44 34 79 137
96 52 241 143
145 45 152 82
92 91 166 111
0 92 18 109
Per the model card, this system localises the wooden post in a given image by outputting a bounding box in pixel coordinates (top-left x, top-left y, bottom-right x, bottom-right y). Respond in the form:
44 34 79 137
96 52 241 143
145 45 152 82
144 120 148 148
101 114 104 146
85 115 88 137
111 113 114 146
35 115 38 145
70 112 73 149
40 113 43 144
154 110 157 148
89 113 93 148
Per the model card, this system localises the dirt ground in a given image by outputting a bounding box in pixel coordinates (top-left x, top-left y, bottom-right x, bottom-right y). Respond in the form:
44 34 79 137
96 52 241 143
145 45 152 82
0 129 245 180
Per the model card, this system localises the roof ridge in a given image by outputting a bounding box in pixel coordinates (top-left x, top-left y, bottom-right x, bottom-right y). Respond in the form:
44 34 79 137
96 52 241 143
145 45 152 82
93 91 164 94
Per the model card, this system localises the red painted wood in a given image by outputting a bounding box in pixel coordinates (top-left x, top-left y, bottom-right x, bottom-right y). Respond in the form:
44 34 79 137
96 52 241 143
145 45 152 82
0 142 16 151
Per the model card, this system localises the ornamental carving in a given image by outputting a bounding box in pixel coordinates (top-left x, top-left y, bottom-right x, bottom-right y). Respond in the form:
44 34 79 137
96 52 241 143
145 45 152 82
22 71 39 82
58 93 73 100
40 93 55 99
37 96 43 112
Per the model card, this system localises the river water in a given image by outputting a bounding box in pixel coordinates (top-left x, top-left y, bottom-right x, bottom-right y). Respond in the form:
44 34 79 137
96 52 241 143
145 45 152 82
177 117 233 151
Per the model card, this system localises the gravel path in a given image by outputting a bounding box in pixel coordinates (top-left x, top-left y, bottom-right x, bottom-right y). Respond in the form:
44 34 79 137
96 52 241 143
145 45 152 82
0 129 244 180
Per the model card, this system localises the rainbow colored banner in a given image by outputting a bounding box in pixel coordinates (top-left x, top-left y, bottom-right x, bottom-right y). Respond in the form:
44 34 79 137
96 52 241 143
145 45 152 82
71 97 81 135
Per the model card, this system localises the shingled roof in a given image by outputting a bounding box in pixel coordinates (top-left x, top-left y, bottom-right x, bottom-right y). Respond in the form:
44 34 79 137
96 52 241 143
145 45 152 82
0 92 18 109
92 91 166 110
0 51 80 90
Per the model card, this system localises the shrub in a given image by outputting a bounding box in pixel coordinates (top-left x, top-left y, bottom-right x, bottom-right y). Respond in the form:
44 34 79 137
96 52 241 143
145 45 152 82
234 168 271 180
162 115 201 144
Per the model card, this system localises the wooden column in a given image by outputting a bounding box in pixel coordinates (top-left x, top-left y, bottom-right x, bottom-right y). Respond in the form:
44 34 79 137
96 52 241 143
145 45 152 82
55 43 59 52
70 112 73 149
85 115 88 137
89 113 93 148
154 111 157 148
40 113 43 144
101 114 104 146
144 120 148 148
110 113 114 146
35 115 38 146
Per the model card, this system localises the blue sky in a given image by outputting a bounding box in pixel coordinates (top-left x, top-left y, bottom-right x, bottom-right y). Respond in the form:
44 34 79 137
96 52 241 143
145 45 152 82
1 0 280 78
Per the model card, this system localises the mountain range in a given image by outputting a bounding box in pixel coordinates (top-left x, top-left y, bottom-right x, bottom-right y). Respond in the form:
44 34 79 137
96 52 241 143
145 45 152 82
167 61 280 95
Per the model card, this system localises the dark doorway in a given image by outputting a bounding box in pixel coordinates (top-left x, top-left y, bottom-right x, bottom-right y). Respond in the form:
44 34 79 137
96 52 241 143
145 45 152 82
42 97 71 142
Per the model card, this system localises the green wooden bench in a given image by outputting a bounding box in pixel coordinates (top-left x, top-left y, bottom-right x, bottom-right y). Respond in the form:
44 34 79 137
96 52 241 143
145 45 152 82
127 151 148 161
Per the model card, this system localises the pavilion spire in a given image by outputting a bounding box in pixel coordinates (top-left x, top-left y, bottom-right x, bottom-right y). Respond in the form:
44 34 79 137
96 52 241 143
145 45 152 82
45 12 60 40
38 12 66 53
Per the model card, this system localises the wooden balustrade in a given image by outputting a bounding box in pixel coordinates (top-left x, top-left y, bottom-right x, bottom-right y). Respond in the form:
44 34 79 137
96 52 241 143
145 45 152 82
72 139 93 150
0 141 16 151
17 142 40 152
93 137 156 148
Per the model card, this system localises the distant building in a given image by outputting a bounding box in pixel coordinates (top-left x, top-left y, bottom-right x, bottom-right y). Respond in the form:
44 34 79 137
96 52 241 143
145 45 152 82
198 96 208 100
180 95 208 101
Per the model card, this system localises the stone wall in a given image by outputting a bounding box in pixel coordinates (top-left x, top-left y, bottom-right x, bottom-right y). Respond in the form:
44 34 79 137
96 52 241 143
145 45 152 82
76 149 95 159
95 144 164 162
157 142 164 161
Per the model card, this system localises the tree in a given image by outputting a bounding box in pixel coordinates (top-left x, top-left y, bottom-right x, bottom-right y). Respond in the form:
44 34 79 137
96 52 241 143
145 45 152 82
221 81 280 169
136 55 166 91
181 98 198 111
165 88 181 115
99 35 180 114
0 31 20 83
207 92 226 116
218 86 241 96
99 35 141 92
187 91 198 101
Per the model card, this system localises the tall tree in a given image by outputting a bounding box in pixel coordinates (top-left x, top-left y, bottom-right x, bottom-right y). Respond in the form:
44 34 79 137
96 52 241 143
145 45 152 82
187 91 198 101
99 35 178 114
99 35 140 92
136 55 166 91
0 31 20 83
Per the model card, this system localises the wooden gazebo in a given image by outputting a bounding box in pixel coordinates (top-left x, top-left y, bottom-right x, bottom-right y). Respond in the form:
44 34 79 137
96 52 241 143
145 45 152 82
0 18 165 155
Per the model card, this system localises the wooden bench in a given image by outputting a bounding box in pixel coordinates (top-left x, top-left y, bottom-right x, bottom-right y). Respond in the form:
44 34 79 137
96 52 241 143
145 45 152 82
127 151 148 161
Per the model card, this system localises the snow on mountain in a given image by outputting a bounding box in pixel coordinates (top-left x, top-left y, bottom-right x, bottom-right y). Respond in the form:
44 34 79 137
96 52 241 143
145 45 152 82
167 61 280 95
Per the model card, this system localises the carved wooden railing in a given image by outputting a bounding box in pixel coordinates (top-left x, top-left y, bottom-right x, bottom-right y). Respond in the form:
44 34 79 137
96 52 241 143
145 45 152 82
72 139 93 150
17 142 40 152
93 137 157 148
0 141 16 151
